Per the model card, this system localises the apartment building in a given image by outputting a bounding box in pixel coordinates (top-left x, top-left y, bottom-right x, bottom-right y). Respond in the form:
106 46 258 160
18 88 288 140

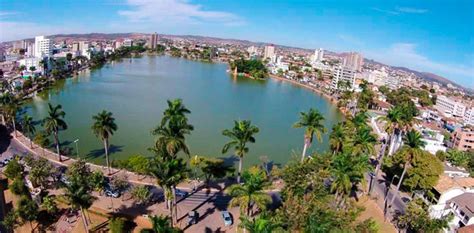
452 127 474 151
331 66 356 91
34 36 53 58
435 95 467 118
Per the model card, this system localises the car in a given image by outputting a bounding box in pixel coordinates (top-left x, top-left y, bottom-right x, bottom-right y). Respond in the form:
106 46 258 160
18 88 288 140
221 211 232 226
105 190 120 198
187 211 199 225
175 189 188 198
60 175 71 185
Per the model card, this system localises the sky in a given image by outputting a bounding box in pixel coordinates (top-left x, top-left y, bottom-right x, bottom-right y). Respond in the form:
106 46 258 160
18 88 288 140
0 0 473 87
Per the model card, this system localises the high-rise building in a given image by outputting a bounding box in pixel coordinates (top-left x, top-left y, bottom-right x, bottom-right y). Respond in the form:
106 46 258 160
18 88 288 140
148 33 158 49
343 52 363 72
34 36 53 58
264 45 275 60
331 66 356 90
312 48 324 63
247 46 258 55
72 42 80 52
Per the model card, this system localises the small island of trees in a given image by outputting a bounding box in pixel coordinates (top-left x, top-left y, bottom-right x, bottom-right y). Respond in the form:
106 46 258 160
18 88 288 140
230 58 268 80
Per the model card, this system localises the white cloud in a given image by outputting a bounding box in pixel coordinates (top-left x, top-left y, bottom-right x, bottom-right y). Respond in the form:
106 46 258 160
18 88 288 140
366 43 474 86
0 21 83 42
118 0 244 26
396 7 428 14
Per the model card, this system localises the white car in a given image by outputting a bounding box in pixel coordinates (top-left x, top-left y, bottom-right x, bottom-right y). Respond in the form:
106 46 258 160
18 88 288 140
105 190 120 198
221 211 233 226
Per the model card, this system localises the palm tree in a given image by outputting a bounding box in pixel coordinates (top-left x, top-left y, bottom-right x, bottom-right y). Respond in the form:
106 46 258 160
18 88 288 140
148 151 188 226
0 93 20 136
160 99 191 126
389 129 426 208
227 169 271 216
239 212 282 233
21 115 36 148
43 103 67 161
349 128 377 156
153 117 193 157
293 108 326 162
64 178 94 232
149 215 181 233
379 107 403 156
222 120 260 183
91 110 118 175
329 123 345 154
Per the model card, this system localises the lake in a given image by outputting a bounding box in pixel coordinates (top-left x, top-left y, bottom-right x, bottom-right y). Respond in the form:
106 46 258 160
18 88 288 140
24 55 342 167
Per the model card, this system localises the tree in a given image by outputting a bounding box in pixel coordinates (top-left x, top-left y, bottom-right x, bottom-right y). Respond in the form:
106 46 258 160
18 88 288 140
396 198 450 232
89 171 106 194
348 127 377 156
43 103 68 161
127 154 150 178
445 149 469 168
388 129 426 208
91 110 118 174
17 196 38 229
293 108 326 162
200 157 235 186
222 120 260 183
329 123 345 154
227 168 271 216
109 217 126 233
130 185 151 205
149 215 182 233
379 106 403 156
10 177 28 196
1 211 19 232
21 115 36 148
4 158 24 180
64 160 94 231
42 195 58 215
0 93 20 136
239 212 283 233
28 157 53 188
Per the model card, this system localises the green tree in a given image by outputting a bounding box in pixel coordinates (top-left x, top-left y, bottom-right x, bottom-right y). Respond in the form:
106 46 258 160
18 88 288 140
293 108 326 162
130 185 151 205
222 120 260 183
33 131 51 156
10 177 28 196
4 158 24 180
445 149 469 168
348 127 377 156
239 212 283 233
227 168 271 216
379 106 403 156
28 157 53 188
200 157 234 186
388 129 426 207
43 103 68 161
21 115 36 148
91 110 118 174
109 217 126 233
17 196 38 229
396 199 450 232
1 211 19 232
0 93 20 135
89 171 106 194
329 123 345 154
127 154 150 178
42 195 58 215
149 215 182 233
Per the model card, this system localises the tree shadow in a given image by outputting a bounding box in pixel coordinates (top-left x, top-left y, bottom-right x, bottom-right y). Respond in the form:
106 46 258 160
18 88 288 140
85 144 124 159
0 124 12 154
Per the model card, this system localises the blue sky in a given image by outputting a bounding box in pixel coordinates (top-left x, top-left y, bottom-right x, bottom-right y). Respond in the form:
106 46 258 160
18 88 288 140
0 0 473 86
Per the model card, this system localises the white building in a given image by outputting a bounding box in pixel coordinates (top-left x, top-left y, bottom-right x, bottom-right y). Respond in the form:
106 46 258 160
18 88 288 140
247 46 258 55
463 108 474 126
264 45 275 60
19 57 43 72
429 175 474 231
331 66 356 90
435 95 467 118
343 52 363 72
123 39 133 47
34 36 53 58
311 48 324 63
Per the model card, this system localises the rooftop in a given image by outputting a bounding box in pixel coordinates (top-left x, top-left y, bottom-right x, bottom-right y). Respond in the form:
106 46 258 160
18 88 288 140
448 193 474 219
434 175 474 194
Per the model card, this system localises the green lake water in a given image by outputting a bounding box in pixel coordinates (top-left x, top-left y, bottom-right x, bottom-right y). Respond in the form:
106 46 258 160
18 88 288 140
24 55 342 167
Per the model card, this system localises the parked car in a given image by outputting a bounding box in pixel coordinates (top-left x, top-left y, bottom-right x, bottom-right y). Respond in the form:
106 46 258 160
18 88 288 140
221 211 233 226
188 211 199 225
105 189 120 198
175 189 189 198
60 175 71 185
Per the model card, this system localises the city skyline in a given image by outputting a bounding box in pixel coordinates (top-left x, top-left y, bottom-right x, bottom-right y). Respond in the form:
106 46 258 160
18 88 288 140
0 0 473 86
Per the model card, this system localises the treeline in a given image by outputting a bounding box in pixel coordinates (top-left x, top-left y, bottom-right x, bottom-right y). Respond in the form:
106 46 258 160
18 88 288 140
230 58 268 79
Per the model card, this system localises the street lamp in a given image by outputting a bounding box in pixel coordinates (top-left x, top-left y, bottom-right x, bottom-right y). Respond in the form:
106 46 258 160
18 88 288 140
73 139 80 159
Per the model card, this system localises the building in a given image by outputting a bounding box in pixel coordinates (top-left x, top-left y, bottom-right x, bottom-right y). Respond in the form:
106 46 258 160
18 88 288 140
34 36 53 58
429 175 474 231
123 39 133 47
247 46 258 56
435 95 467 118
312 48 324 63
343 52 363 72
264 45 275 60
18 57 43 72
452 127 474 151
72 42 80 52
463 108 474 126
331 66 356 90
148 33 158 49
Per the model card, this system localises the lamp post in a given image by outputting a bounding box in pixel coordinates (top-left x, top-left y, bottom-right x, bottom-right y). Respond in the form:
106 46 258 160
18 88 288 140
73 139 79 159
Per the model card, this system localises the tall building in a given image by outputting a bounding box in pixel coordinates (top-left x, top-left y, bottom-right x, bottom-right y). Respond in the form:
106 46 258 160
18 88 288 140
72 42 80 52
264 45 275 60
331 66 356 90
247 46 258 55
312 48 324 63
452 127 474 151
435 95 467 118
343 52 363 72
34 36 53 58
148 33 158 49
